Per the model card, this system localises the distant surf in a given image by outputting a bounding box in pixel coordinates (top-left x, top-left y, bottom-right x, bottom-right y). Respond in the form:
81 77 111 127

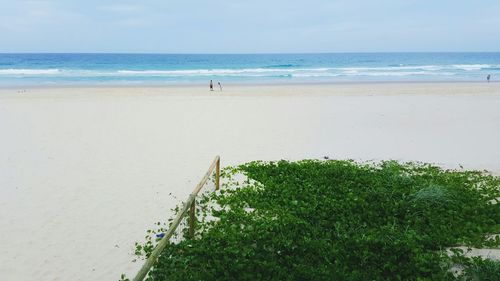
0 53 499 86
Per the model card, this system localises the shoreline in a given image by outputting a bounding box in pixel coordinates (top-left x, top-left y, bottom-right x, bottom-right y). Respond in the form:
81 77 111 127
1 82 500 99
0 80 498 90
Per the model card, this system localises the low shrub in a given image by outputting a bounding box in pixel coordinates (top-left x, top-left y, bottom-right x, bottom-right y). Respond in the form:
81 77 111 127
143 160 500 280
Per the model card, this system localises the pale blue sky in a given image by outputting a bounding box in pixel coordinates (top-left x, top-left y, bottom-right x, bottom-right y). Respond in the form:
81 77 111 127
0 0 499 53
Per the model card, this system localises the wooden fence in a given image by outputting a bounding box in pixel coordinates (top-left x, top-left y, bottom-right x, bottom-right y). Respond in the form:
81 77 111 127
133 156 221 281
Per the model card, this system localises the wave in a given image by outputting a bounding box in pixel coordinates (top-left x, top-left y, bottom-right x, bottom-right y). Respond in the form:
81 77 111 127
451 64 491 71
0 68 60 75
0 64 498 79
293 71 455 77
342 64 500 72
339 66 440 71
263 64 298 68
117 68 337 76
357 71 455 77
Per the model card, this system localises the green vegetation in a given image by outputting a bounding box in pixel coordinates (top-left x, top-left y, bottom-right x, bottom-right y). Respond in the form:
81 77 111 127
140 160 500 280
460 258 500 280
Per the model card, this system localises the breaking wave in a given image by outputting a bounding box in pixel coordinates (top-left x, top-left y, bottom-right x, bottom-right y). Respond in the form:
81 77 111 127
0 64 498 79
0 69 61 75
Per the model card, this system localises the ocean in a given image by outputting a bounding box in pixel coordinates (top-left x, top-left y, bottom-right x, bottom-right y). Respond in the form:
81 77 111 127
0 53 499 86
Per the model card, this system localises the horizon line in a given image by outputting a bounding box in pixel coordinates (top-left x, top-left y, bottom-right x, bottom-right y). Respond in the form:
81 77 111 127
1 51 500 55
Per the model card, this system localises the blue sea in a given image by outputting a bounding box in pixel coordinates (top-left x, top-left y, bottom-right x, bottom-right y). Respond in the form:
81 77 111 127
0 53 499 86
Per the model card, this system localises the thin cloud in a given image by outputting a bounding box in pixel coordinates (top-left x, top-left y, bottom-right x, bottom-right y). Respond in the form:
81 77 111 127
1 0 500 52
99 4 143 13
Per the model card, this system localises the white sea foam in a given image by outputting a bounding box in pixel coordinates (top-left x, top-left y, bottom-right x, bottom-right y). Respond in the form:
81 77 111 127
113 65 494 77
117 68 323 76
339 65 439 71
0 68 60 75
361 71 455 77
293 73 341 77
452 64 491 71
293 71 454 77
0 64 496 79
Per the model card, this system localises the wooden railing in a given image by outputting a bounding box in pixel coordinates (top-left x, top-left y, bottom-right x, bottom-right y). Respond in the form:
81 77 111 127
133 156 221 281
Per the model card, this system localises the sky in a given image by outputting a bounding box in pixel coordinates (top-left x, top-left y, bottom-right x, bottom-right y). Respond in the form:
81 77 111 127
0 0 499 53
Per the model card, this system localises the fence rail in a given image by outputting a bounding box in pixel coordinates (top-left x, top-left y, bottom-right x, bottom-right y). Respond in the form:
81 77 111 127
133 156 221 281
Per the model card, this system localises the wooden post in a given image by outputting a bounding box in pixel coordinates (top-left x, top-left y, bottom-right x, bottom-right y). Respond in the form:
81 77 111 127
133 194 196 281
189 200 196 238
132 156 221 281
215 157 220 190
191 156 220 195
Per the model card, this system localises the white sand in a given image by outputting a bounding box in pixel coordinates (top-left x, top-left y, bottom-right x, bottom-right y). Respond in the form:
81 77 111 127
0 82 499 280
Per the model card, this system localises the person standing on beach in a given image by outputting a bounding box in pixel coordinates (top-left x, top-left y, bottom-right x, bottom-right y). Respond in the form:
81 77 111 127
210 80 214 91
487 74 491 82
218 82 222 91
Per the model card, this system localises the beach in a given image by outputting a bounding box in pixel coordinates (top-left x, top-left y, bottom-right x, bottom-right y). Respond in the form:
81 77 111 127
1 82 500 280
